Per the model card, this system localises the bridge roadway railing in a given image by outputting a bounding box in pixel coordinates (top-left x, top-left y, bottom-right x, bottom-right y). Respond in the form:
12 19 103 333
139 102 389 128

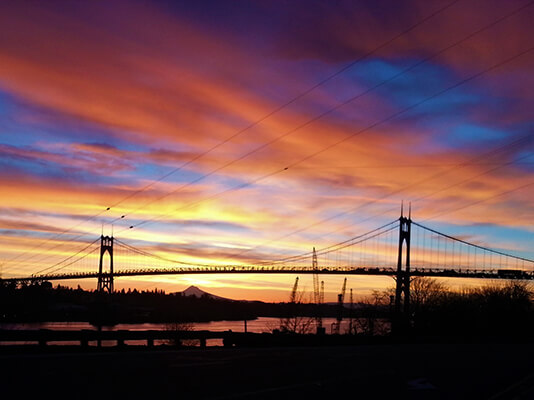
3 265 534 283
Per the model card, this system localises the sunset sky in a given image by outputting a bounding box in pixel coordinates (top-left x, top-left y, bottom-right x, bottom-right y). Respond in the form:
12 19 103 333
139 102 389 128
1 0 534 301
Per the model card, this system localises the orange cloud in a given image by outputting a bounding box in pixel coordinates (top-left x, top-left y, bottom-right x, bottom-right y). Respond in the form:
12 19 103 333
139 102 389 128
1 1 534 300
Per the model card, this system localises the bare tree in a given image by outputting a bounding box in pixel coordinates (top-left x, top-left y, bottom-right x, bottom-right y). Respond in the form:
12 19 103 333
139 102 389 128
165 321 196 346
279 284 315 334
411 277 446 312
279 314 315 334
355 290 391 336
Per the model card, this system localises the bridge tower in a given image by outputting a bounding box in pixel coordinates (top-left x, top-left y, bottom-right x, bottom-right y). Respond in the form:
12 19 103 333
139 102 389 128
97 235 114 293
394 205 411 333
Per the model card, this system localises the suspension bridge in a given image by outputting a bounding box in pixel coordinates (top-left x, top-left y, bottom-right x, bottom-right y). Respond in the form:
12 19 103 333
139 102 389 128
3 213 534 303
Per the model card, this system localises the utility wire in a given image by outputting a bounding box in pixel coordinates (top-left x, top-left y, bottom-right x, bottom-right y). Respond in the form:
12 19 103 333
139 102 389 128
408 144 534 206
10 1 534 275
252 140 533 264
13 0 529 271
217 56 534 262
25 126 530 275
3 0 461 271
108 0 461 223
2 211 108 269
114 1 534 236
112 9 486 225
419 180 534 224
290 161 534 170
36 155 534 278
290 141 534 262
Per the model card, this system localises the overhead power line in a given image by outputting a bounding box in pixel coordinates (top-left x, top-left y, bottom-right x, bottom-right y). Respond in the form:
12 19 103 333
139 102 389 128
118 40 534 260
10 1 534 277
419 180 534 223
113 0 534 236
3 0 461 271
226 131 533 263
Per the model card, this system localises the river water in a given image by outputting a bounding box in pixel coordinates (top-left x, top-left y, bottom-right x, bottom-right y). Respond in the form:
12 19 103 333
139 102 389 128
0 317 387 346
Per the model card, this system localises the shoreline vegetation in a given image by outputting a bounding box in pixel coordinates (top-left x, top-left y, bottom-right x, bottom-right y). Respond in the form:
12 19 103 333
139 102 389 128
1 278 534 339
0 282 350 326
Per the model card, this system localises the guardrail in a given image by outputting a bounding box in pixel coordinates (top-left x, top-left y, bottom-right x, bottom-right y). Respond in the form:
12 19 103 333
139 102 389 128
0 329 233 348
0 329 384 348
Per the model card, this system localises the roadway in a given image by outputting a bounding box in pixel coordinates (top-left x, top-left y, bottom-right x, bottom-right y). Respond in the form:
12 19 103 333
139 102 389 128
1 341 534 399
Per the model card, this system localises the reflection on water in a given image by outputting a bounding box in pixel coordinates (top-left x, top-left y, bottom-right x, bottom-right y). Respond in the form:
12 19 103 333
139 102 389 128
0 318 279 333
0 317 389 346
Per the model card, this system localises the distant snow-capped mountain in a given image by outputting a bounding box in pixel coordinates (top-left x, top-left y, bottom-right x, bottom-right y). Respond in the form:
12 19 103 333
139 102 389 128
177 285 230 301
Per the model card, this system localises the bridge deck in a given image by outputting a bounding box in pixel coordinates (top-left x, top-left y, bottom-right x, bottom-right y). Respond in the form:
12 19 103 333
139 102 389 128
4 266 533 283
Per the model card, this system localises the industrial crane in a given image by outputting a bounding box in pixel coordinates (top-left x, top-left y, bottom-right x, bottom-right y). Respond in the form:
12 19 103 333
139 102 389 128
282 277 299 333
348 288 356 335
289 276 299 304
332 278 347 334
312 248 324 333
312 248 319 304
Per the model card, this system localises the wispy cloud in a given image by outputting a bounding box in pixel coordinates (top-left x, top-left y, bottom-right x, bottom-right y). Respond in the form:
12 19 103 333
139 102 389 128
1 0 533 299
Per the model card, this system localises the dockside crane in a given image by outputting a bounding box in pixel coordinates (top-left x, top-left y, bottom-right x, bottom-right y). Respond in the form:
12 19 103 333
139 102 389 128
282 277 300 333
348 288 356 335
332 278 347 334
312 248 324 333
312 247 319 304
289 276 299 304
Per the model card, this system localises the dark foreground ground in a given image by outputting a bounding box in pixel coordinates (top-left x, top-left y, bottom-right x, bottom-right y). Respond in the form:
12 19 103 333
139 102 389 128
1 341 534 399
